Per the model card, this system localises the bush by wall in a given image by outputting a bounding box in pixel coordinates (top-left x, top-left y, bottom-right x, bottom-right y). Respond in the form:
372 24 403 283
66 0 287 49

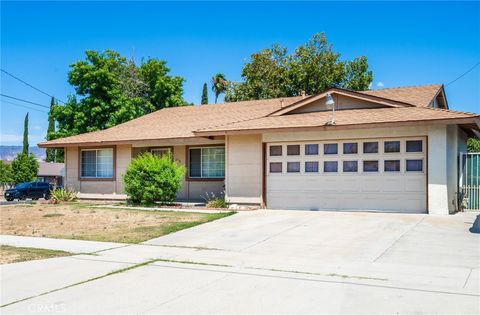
123 153 186 205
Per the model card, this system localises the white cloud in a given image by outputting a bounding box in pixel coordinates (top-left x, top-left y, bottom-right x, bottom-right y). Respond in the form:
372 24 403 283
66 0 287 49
376 82 385 87
368 82 373 89
32 125 43 131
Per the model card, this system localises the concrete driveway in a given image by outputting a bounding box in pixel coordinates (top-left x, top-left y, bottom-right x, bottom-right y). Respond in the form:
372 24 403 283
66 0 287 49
1 210 479 314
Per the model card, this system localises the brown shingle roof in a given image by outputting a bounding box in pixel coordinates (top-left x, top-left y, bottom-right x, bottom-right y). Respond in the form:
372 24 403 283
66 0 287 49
40 96 304 146
195 107 479 135
359 84 443 107
39 84 476 147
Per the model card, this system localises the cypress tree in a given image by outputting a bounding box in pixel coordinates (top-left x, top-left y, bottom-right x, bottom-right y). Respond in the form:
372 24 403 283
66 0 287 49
46 97 56 162
22 113 29 154
201 83 208 104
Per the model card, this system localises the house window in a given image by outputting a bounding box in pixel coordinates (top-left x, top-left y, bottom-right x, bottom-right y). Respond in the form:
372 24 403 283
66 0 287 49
343 143 358 154
270 162 282 173
384 160 400 172
343 161 358 172
269 145 282 156
406 159 423 172
384 141 400 153
305 161 319 173
363 160 379 172
406 140 423 153
324 143 338 155
287 145 300 156
80 148 114 178
287 162 300 173
151 148 171 157
305 144 319 155
363 142 378 154
189 147 225 178
324 161 338 172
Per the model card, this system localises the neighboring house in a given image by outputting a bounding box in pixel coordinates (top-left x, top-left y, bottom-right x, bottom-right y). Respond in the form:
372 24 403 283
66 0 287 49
39 84 479 215
37 162 64 187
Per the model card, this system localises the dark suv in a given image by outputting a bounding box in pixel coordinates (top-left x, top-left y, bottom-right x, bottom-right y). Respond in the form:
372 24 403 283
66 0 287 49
4 182 52 201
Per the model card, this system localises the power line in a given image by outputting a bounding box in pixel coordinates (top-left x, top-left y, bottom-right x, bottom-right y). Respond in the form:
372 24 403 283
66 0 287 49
0 68 66 104
0 94 50 109
1 100 48 113
445 61 480 87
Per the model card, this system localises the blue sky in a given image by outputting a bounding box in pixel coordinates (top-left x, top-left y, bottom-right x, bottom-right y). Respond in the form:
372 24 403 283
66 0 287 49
1 1 479 146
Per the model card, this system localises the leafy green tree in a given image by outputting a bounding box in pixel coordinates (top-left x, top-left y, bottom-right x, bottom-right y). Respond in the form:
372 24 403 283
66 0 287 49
0 161 14 183
51 50 187 139
123 153 186 205
23 113 29 154
11 153 39 183
225 33 373 101
211 73 228 103
201 83 209 104
467 138 480 152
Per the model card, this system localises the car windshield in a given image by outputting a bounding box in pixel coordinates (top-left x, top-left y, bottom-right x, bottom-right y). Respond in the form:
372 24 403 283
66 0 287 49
15 183 31 189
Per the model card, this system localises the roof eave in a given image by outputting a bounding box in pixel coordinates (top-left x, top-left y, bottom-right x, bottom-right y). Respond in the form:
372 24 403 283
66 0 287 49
193 117 480 137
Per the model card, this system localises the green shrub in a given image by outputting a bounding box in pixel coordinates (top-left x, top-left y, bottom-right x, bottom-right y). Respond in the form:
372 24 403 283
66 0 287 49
123 153 186 205
51 188 78 203
11 153 39 183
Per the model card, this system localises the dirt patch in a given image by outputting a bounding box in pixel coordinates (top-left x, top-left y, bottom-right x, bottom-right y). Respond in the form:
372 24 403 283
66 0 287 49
0 203 234 243
0 245 71 264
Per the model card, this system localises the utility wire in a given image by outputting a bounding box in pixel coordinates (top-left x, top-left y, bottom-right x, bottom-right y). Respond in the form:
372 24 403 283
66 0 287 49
1 68 66 104
445 61 480 87
1 100 49 113
0 94 50 109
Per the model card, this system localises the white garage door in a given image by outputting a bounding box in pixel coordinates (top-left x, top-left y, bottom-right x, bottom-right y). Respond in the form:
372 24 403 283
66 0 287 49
266 137 426 213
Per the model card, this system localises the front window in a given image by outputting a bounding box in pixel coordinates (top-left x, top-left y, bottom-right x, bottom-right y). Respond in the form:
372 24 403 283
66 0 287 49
80 148 114 178
151 148 171 157
189 147 225 178
15 183 31 189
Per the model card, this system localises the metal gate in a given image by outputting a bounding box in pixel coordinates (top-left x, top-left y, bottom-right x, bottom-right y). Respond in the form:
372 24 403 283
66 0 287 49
460 153 480 210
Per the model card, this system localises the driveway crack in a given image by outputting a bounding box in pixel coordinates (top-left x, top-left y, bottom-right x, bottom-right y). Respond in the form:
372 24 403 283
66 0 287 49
373 215 426 262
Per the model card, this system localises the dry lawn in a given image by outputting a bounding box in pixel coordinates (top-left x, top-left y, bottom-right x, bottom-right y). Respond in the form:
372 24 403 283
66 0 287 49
0 245 71 264
0 203 234 243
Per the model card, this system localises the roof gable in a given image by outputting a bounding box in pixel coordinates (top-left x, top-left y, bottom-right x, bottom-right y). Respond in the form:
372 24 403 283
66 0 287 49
270 88 416 117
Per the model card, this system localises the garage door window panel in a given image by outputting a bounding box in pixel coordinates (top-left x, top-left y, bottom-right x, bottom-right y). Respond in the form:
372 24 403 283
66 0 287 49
406 140 423 153
324 143 338 155
363 160 379 172
269 145 282 156
305 161 319 173
287 145 300 156
269 162 282 173
406 159 423 172
363 142 378 154
287 162 300 173
305 144 319 155
343 143 358 154
324 161 338 173
384 141 401 153
343 161 358 172
385 160 401 172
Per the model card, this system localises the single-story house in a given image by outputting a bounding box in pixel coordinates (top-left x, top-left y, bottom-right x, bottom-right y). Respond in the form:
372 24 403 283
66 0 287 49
39 84 479 215
37 162 64 187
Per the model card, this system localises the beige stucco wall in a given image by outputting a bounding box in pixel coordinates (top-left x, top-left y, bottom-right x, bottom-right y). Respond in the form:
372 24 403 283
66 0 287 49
225 134 263 204
64 145 131 195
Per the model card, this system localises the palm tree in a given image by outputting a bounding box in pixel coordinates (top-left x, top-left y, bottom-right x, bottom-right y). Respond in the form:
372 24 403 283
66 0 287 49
211 73 228 104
